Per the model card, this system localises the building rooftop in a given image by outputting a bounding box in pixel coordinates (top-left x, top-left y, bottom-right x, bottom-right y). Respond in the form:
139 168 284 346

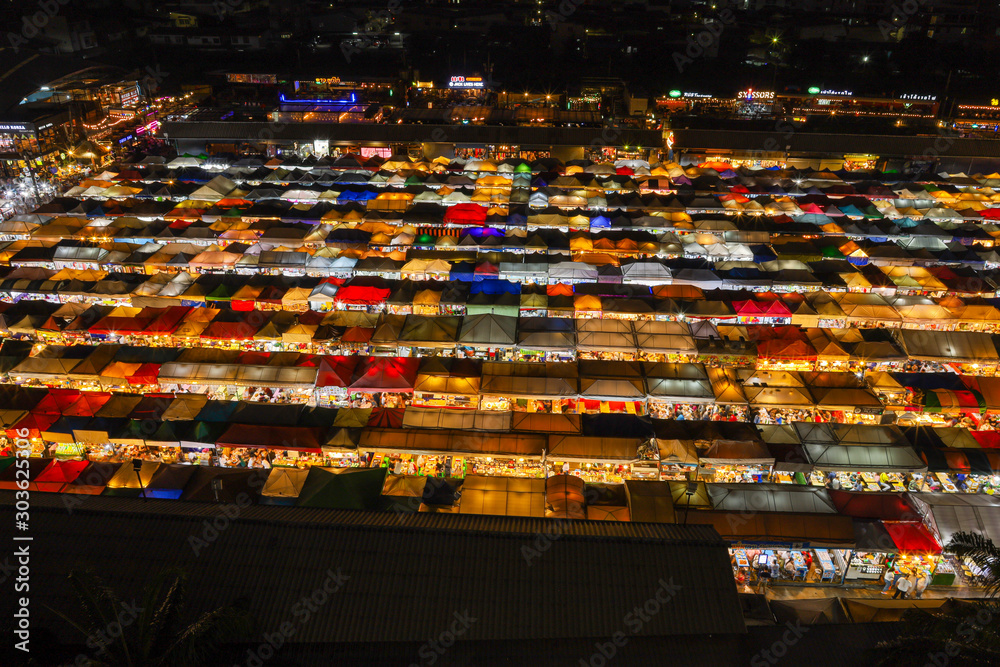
0 491 746 648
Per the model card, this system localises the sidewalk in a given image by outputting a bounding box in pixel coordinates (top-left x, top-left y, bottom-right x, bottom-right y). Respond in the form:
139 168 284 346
762 581 987 601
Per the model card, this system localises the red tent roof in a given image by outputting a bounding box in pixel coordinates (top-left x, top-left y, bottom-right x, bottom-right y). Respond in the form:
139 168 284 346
142 306 192 335
32 459 89 492
62 392 112 417
734 300 765 316
238 351 273 366
201 320 258 340
335 285 391 305
757 339 816 361
884 521 941 553
971 431 1000 449
367 407 405 428
31 389 82 414
297 310 326 326
828 490 918 520
8 412 59 438
316 356 361 388
349 356 419 392
340 326 374 343
128 363 161 385
443 203 487 225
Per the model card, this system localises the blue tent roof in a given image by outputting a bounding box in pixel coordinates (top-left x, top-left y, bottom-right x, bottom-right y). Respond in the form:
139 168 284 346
470 279 521 295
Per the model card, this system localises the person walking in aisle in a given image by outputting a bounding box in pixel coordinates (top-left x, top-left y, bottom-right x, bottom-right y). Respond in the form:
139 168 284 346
881 568 898 594
893 572 913 599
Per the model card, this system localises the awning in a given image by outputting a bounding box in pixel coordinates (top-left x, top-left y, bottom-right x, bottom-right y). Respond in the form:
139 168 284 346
910 493 1000 550
349 357 420 393
706 484 838 514
828 490 920 520
883 521 941 553
624 480 676 523
217 424 324 452
401 407 511 431
699 440 774 466
804 443 927 472
546 434 641 462
359 428 545 457
480 375 578 399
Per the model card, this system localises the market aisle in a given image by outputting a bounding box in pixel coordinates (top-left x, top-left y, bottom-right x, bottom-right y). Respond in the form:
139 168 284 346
763 583 988 601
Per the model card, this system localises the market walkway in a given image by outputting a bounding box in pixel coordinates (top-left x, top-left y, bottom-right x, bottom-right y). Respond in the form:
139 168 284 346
763 582 987 601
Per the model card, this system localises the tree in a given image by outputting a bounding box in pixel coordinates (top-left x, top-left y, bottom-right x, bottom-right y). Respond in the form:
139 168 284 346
947 531 1000 599
50 568 253 667
868 532 1000 666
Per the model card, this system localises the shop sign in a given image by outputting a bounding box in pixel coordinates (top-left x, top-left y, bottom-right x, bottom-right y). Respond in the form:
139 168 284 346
448 76 485 89
737 89 774 101
900 94 936 101
853 406 883 415
0 123 33 133
120 88 140 107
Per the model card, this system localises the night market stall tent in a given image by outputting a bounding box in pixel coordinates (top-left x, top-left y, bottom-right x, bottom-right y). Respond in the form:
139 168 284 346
457 475 545 517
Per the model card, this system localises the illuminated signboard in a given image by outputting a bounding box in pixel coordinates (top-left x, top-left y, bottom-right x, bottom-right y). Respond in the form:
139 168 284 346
313 139 329 157
737 89 774 101
227 73 278 84
808 87 853 96
448 76 485 89
120 87 140 107
900 94 937 101
0 123 33 133
663 91 711 101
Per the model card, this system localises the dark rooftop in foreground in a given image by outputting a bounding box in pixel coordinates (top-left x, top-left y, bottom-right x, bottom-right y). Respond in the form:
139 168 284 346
0 491 745 661
161 121 665 148
671 128 1000 160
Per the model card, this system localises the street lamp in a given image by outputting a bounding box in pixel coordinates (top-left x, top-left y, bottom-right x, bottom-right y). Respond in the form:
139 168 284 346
682 480 698 526
133 458 147 501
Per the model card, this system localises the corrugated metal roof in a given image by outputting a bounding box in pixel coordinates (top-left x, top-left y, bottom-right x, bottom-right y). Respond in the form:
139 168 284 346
672 129 1000 159
161 121 664 148
0 492 745 645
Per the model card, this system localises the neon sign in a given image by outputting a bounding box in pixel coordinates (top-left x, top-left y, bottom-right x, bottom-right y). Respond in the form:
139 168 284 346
737 89 774 101
448 76 485 89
